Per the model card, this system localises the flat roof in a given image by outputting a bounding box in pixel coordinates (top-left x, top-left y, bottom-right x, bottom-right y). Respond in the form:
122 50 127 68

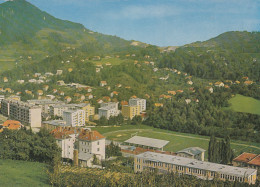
136 152 257 177
125 136 169 149
177 147 206 156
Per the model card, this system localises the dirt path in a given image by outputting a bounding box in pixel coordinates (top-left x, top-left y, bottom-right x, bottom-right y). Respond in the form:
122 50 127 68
103 129 260 150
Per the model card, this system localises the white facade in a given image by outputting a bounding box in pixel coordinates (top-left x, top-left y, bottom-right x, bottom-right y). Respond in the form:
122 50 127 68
56 133 77 160
63 110 85 127
98 102 120 119
0 95 4 103
0 99 42 128
129 98 146 112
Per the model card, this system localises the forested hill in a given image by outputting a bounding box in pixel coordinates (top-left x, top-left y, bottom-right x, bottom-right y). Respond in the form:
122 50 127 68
0 0 139 59
159 31 260 81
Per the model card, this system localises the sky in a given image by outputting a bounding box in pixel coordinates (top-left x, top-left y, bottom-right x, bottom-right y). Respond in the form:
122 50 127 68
1 0 259 46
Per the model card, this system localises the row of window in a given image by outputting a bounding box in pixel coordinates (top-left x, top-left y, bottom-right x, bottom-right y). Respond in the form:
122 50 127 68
220 174 244 182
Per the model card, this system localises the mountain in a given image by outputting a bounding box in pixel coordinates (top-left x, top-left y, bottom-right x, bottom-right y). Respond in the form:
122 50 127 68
186 31 260 53
0 0 142 69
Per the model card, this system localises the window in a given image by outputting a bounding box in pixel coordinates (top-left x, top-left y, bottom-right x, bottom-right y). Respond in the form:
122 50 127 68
97 141 99 145
97 148 100 152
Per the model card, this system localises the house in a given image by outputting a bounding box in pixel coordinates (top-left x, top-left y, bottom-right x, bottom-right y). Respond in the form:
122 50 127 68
215 82 224 87
116 84 122 88
97 99 103 104
92 56 101 61
129 98 146 112
110 91 119 97
2 120 23 131
5 88 13 93
37 90 44 96
29 79 37 83
235 80 240 84
154 103 163 107
85 93 93 100
145 94 150 99
56 70 63 75
159 95 172 100
57 80 66 86
125 86 131 89
185 99 191 104
16 92 22 96
206 87 214 93
43 85 49 91
177 90 184 93
3 77 8 83
68 68 73 72
85 87 92 93
64 96 72 103
59 91 65 96
53 89 58 94
25 90 33 95
78 129 106 167
17 80 24 84
187 81 193 85
96 68 100 73
100 81 107 87
34 73 41 77
176 147 205 161
45 72 54 77
102 96 111 102
244 81 253 85
168 91 176 95
242 77 249 80
36 80 44 84
233 152 260 172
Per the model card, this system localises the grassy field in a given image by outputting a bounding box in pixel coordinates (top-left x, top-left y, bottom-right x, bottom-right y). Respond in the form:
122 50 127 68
225 94 260 115
92 125 260 158
0 61 16 72
0 159 50 187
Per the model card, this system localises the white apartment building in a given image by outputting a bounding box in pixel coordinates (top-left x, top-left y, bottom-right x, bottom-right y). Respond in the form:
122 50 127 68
129 98 146 112
0 95 5 104
98 102 120 119
27 99 65 114
50 104 71 117
0 99 42 128
78 130 106 167
63 109 85 127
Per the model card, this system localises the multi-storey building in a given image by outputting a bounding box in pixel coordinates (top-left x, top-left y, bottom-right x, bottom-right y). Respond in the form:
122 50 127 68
129 98 146 112
63 109 85 127
27 99 65 114
51 127 78 160
50 103 95 121
98 102 120 119
122 105 141 119
0 99 42 128
77 129 106 167
0 95 5 104
135 152 257 185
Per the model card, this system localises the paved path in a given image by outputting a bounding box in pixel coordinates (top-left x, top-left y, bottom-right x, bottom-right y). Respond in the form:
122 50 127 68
103 129 260 150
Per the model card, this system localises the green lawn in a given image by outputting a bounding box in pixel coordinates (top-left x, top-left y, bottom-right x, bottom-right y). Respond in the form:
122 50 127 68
0 61 16 72
0 159 50 187
92 125 260 159
225 94 260 115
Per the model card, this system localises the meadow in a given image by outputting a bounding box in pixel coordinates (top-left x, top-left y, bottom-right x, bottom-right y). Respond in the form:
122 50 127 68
92 125 260 158
0 159 50 187
226 94 260 115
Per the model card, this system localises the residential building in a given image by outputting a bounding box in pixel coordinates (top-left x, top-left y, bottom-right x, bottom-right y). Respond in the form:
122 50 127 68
135 152 257 184
129 98 146 112
0 95 4 104
122 105 141 119
63 109 85 127
100 81 107 87
27 99 65 115
0 99 42 128
176 147 205 161
98 102 120 119
1 120 23 131
233 152 260 171
43 120 67 131
51 127 78 160
77 129 106 167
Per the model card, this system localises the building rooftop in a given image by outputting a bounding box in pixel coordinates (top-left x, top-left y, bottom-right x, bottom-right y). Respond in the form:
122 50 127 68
125 136 169 149
136 152 257 178
177 147 206 156
233 152 260 166
78 130 105 141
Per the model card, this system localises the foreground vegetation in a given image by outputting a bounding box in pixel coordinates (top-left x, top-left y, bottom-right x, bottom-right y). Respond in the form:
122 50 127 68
0 159 49 187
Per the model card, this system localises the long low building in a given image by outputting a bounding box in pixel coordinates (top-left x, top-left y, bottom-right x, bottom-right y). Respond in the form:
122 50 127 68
134 152 257 184
125 136 169 151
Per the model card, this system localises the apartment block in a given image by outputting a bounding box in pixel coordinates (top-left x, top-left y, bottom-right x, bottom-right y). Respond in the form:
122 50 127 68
98 102 120 119
0 99 42 128
27 99 65 114
135 152 257 185
129 98 146 112
122 105 141 119
63 109 85 127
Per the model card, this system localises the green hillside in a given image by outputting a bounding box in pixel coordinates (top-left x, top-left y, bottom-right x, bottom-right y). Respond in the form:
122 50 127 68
0 159 49 187
225 94 260 115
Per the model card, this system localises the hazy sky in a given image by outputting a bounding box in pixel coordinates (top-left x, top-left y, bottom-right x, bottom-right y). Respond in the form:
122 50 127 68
1 0 259 46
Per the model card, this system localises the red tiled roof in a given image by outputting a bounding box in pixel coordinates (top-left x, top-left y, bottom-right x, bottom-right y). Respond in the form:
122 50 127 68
78 130 105 141
51 127 78 139
233 152 258 164
248 155 260 166
3 120 21 127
